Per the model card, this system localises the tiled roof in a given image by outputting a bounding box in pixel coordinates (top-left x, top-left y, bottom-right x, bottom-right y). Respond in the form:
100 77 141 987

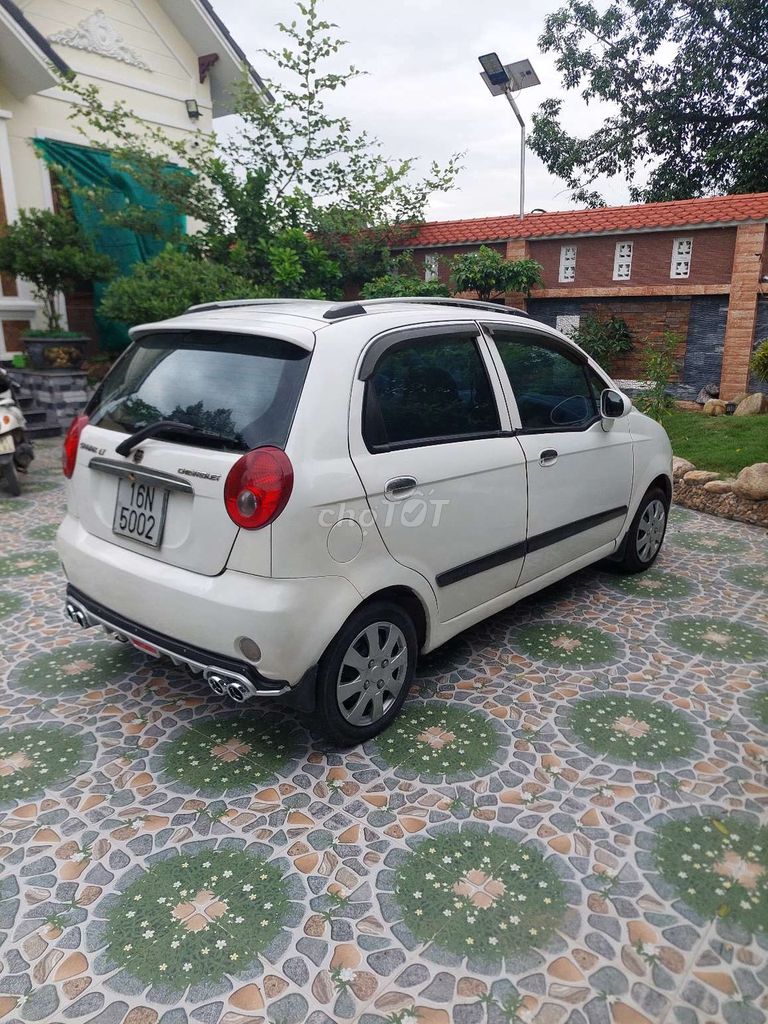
401 193 768 247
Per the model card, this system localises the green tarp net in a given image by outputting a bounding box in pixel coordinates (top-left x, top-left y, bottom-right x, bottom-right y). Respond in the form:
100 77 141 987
33 137 185 351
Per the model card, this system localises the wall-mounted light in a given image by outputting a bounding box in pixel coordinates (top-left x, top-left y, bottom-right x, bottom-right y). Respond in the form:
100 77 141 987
185 98 201 120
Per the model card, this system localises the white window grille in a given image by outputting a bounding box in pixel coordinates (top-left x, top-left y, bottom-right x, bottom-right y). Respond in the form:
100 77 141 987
670 237 692 278
558 245 577 282
424 254 439 282
613 241 633 280
555 314 580 336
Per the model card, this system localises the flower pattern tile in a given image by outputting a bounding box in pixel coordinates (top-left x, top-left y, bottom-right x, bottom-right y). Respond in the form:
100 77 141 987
0 440 767 1024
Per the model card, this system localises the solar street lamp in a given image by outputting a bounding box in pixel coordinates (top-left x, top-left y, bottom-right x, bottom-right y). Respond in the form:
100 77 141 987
478 53 540 219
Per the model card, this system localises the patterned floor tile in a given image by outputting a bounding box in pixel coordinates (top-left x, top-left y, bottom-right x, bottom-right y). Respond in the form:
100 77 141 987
0 441 767 1024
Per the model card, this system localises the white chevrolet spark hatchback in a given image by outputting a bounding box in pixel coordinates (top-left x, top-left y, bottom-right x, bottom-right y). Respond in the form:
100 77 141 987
58 298 672 742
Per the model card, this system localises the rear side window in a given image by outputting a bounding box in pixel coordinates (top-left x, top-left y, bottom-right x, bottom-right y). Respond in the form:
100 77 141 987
364 335 500 450
88 331 310 450
494 334 598 431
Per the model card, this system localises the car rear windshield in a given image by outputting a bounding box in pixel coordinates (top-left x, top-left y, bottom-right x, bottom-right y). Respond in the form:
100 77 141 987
87 330 310 450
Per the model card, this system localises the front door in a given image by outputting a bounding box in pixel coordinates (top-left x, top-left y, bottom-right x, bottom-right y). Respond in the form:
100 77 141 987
487 327 634 585
350 324 529 622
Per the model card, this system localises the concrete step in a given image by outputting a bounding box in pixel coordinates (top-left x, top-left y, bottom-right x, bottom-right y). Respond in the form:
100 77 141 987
28 422 62 439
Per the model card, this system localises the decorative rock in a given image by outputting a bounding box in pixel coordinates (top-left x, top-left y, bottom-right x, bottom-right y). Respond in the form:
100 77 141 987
702 399 727 416
693 971 737 995
350 971 377 1001
547 958 584 983
734 462 768 501
331 943 362 969
62 977 92 1000
263 976 289 999
674 401 701 412
457 978 488 998
696 384 719 403
124 1010 159 1024
703 480 734 494
671 457 695 479
734 392 768 416
312 971 334 1004
411 1009 449 1024
229 985 264 1011
683 470 721 485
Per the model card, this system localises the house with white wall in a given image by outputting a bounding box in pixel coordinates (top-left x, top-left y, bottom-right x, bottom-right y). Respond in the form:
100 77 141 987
0 0 269 357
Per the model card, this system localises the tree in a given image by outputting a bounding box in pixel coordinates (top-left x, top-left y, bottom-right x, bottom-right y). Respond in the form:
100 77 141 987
55 0 460 292
529 0 768 205
0 207 113 332
450 246 543 302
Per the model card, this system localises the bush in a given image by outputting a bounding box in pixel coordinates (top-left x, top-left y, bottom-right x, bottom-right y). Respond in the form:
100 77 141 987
569 313 633 368
360 274 449 299
100 247 270 326
634 332 680 423
450 246 542 301
751 339 768 383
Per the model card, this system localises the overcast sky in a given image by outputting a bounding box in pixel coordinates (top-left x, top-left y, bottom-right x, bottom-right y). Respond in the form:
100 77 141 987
215 0 634 222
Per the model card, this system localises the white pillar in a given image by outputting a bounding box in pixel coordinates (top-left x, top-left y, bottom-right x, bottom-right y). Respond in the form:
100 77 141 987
0 110 15 358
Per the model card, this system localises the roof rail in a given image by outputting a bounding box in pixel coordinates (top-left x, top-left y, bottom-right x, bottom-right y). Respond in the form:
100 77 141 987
322 296 529 321
361 297 529 318
185 299 298 314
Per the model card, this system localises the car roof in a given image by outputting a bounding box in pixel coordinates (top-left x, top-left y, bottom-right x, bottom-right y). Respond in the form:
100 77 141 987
127 297 589 362
128 298 534 351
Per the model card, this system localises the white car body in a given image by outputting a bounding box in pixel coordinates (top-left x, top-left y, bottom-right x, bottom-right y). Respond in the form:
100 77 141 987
58 298 672 727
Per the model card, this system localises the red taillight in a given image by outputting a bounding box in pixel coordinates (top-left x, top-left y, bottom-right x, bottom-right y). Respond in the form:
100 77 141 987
224 446 293 530
62 414 89 479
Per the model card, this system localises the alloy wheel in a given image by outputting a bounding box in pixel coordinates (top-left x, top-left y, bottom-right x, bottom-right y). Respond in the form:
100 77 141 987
336 621 409 727
636 498 666 562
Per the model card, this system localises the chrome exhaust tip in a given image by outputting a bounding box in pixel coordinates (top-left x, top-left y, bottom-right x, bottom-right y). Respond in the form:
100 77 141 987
66 603 88 628
227 681 248 703
208 674 227 696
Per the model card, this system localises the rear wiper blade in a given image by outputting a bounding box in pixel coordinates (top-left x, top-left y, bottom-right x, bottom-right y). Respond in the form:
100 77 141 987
115 420 244 456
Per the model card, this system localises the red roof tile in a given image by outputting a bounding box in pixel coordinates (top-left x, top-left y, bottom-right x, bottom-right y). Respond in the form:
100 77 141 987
402 192 768 248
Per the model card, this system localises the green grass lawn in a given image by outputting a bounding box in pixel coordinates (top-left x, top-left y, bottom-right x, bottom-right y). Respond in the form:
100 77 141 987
664 409 768 476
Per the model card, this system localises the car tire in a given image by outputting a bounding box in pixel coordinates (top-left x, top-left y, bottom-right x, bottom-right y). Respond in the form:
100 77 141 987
2 460 20 497
315 600 417 745
613 487 669 574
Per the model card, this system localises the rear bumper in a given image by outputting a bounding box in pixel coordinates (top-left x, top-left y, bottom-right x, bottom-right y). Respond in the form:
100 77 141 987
65 583 300 700
56 513 363 687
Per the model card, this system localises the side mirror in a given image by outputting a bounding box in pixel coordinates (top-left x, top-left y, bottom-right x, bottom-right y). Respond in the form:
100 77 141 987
601 388 630 420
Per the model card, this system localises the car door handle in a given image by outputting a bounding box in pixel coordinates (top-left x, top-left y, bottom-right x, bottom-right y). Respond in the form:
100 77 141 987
539 448 558 467
384 476 418 500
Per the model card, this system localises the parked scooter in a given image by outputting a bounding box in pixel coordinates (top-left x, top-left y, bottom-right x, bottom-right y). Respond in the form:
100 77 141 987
0 368 34 496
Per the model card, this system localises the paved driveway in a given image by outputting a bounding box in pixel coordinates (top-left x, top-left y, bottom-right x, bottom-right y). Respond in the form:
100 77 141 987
1 441 767 1024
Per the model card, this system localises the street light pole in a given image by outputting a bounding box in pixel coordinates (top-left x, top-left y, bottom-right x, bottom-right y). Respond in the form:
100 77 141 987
503 89 526 220
478 54 540 222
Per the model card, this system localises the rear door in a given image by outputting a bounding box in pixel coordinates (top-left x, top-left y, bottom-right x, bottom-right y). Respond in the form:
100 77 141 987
349 323 529 622
486 326 633 585
71 329 310 576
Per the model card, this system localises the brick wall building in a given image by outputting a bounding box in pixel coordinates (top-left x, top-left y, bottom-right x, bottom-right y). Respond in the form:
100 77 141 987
397 194 768 400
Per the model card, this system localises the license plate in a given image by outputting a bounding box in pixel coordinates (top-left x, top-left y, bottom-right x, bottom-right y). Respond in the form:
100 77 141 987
0 433 14 455
112 475 169 548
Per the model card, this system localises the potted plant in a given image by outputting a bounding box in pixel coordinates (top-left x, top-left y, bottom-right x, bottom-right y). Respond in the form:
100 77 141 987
0 207 113 371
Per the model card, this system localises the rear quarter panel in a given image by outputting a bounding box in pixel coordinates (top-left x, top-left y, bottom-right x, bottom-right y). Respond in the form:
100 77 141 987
627 409 673 515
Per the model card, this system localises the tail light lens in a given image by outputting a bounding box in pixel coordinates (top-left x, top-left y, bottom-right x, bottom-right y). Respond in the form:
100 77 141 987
62 414 89 479
224 446 293 530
